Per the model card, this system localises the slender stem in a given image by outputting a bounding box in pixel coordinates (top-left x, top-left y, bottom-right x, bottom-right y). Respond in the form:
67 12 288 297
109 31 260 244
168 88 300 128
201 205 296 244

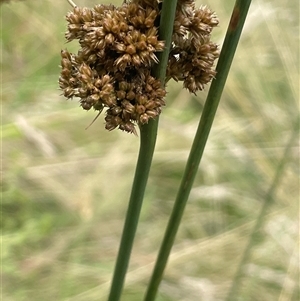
144 1 252 300
225 117 299 301
67 0 77 8
107 120 158 301
106 1 178 300
152 0 178 83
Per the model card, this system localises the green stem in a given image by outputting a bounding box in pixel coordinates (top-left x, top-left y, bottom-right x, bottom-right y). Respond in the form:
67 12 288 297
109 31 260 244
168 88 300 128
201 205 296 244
107 119 158 301
144 1 252 300
106 1 178 300
225 117 299 301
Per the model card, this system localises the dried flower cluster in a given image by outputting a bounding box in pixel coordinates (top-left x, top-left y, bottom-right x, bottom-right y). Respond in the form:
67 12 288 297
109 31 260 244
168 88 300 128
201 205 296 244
167 0 219 92
59 0 219 133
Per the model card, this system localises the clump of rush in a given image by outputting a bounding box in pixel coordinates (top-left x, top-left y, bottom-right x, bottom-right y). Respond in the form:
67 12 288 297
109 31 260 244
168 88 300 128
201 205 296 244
59 0 219 133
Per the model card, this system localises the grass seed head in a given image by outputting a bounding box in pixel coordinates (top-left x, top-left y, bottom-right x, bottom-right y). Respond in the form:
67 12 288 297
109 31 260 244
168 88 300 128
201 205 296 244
59 0 219 132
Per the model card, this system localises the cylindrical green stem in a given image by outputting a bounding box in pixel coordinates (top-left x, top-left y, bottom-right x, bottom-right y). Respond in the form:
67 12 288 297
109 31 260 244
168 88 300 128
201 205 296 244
106 1 178 300
107 119 158 301
144 1 252 300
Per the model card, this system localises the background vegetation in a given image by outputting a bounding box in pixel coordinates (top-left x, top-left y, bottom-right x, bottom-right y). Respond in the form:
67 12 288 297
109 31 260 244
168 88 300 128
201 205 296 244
2 0 299 300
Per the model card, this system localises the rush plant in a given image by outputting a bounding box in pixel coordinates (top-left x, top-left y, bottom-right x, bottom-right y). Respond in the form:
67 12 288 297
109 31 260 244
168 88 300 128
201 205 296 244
60 0 252 300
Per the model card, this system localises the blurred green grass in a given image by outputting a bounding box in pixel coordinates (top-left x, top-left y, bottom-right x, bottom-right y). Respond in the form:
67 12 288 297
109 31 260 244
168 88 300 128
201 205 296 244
1 0 299 300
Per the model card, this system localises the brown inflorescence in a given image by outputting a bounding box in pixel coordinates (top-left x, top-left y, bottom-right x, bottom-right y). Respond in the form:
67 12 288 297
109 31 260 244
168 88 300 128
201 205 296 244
59 0 219 133
167 2 219 93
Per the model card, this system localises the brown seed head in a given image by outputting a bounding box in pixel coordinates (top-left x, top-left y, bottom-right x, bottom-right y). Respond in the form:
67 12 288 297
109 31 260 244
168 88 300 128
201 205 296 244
59 0 217 133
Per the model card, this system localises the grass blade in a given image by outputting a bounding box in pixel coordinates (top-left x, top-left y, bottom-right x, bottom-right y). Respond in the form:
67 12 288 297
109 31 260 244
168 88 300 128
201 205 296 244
225 116 299 301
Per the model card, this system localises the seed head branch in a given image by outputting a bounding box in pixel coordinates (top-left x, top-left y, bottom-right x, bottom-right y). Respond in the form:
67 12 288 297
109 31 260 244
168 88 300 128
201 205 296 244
67 0 77 8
